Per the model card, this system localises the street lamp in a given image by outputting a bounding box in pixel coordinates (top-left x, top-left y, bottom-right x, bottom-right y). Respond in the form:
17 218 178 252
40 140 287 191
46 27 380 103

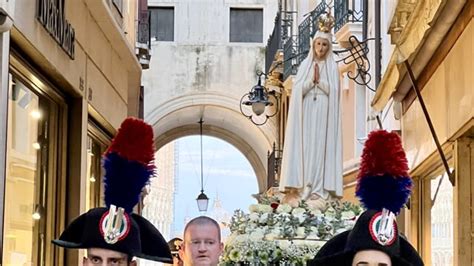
240 71 278 126
196 118 209 212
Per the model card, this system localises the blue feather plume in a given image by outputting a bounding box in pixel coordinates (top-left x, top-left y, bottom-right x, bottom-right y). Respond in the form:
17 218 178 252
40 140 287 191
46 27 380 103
355 174 413 214
103 152 153 213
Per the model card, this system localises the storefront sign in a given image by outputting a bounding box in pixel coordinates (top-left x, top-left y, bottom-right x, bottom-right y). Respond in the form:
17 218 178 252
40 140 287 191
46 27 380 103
36 0 75 59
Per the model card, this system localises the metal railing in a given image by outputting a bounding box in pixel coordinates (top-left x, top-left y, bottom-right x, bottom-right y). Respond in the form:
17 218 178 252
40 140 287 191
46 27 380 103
283 36 298 80
334 0 363 33
136 1 151 69
279 0 365 80
297 1 329 65
265 12 282 73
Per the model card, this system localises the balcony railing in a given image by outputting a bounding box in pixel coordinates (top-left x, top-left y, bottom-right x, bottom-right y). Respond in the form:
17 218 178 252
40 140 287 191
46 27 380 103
334 0 363 33
297 1 330 65
136 0 151 69
265 12 282 73
283 36 298 80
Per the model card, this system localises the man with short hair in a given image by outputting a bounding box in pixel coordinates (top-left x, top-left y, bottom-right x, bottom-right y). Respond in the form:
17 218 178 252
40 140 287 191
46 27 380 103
179 216 223 266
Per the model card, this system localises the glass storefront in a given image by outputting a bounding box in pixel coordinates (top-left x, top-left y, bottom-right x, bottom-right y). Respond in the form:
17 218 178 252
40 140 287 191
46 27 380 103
86 124 110 209
2 73 62 266
431 172 454 266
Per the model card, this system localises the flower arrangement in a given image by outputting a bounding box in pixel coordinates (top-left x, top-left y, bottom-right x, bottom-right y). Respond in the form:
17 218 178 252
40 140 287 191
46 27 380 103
221 196 362 265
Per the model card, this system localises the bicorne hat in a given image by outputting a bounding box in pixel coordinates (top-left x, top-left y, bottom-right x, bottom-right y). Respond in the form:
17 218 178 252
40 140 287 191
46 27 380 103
308 130 423 266
52 117 172 263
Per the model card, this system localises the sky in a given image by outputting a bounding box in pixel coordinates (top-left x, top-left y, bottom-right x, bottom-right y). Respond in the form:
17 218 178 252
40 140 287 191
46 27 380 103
171 135 258 237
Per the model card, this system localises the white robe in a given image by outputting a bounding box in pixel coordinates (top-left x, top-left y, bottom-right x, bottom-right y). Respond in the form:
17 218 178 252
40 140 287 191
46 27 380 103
279 33 343 199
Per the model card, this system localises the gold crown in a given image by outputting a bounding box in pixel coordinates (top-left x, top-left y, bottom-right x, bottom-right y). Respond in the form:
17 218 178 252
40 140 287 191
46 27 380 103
318 12 335 33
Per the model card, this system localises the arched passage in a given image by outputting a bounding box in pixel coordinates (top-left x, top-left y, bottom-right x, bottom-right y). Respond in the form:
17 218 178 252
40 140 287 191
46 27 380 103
147 94 278 193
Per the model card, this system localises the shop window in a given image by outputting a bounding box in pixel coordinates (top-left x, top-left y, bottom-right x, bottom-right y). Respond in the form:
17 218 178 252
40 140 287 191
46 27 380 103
230 8 263 43
86 123 111 209
3 74 63 266
430 172 453 266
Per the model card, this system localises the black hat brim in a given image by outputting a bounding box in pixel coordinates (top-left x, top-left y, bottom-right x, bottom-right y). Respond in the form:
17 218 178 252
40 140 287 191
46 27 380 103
51 210 89 249
308 231 423 266
52 208 173 263
132 214 173 263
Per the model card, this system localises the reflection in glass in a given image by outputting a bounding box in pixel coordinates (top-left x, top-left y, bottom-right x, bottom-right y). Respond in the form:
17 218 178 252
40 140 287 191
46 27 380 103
86 134 107 209
431 172 454 266
30 110 41 120
32 142 41 150
3 76 45 266
32 205 42 220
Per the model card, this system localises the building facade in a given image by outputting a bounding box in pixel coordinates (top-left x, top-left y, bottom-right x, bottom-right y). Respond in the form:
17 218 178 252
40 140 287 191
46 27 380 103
371 1 473 265
142 142 178 239
141 142 178 266
0 0 150 265
143 0 279 193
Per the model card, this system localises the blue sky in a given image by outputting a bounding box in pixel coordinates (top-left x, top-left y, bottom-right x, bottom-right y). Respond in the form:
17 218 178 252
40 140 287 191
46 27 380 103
171 136 258 237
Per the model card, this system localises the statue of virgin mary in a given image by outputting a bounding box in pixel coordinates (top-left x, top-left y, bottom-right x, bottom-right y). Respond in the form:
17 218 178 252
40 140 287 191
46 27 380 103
279 14 343 203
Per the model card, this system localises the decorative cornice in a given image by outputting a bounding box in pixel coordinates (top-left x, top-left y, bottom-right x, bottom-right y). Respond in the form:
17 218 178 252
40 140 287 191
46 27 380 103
388 0 418 44
371 0 455 111
396 0 444 62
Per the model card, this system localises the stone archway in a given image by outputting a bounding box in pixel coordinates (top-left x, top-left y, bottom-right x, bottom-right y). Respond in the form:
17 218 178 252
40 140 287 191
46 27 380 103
146 94 278 193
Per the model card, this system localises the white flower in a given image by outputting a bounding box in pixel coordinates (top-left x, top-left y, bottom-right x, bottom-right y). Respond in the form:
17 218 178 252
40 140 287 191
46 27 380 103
278 212 291 221
325 207 336 219
259 213 269 224
341 210 356 220
294 213 307 224
254 227 266 235
249 204 259 213
223 196 362 264
310 208 322 216
259 204 274 213
249 231 264 241
229 249 241 262
303 253 314 261
306 229 320 239
271 228 282 237
292 207 306 215
277 204 292 213
278 240 290 250
245 222 258 233
344 219 356 227
226 232 238 244
249 212 260 222
234 234 247 243
296 227 306 237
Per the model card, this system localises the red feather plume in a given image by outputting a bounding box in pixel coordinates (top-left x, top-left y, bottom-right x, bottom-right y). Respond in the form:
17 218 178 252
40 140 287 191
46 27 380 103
357 130 409 178
356 130 413 214
105 117 155 165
